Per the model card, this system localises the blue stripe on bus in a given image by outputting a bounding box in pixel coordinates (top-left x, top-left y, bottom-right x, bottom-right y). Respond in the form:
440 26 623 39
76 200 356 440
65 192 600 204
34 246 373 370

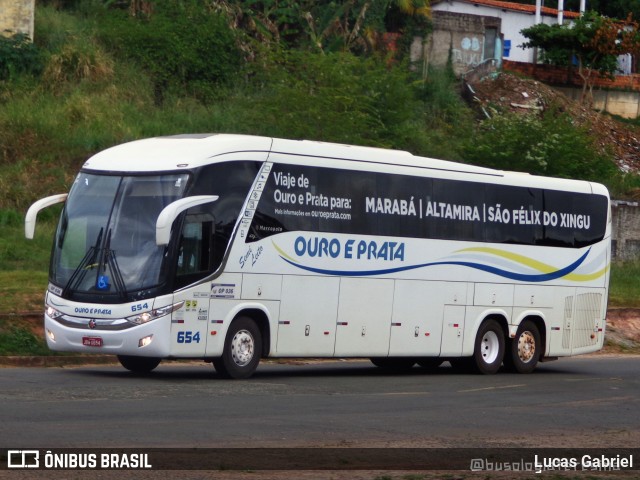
278 248 590 282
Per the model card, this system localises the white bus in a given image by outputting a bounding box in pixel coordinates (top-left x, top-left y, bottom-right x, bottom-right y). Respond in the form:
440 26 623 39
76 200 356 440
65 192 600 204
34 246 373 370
25 134 611 378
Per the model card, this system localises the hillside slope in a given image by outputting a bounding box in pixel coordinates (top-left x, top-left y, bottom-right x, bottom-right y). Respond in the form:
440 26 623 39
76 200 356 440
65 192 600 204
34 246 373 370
468 73 640 174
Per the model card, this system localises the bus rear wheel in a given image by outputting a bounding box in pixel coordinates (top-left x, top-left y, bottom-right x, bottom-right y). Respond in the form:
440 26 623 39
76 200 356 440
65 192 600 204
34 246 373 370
504 320 541 374
117 355 161 373
213 316 262 379
472 319 505 374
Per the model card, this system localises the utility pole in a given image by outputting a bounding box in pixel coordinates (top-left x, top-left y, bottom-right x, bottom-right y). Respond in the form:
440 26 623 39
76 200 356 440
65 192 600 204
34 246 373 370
534 0 542 63
558 0 564 25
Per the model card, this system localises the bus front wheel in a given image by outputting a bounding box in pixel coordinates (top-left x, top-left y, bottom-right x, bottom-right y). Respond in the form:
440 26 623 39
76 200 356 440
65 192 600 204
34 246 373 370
472 319 505 375
503 320 541 374
117 355 161 373
213 316 262 379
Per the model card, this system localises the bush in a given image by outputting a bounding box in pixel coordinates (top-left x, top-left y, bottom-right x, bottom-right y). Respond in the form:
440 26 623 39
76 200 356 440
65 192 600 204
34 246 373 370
0 33 44 81
44 40 113 85
96 1 241 105
416 66 474 160
462 106 618 181
231 50 440 151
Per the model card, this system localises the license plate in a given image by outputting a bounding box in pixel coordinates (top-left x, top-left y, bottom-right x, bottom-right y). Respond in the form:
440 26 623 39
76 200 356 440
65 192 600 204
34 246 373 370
82 336 103 347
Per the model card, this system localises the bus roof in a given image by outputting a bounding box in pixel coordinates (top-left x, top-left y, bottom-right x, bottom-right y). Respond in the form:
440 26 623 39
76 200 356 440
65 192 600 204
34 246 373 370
82 134 274 172
80 134 605 196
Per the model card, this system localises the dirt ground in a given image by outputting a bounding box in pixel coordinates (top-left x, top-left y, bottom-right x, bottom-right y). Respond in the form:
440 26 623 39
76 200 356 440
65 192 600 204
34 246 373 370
468 72 640 176
603 308 640 352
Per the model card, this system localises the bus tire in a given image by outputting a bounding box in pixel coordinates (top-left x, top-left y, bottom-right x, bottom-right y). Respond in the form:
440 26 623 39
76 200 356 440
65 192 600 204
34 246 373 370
213 316 262 379
370 357 415 371
503 320 541 374
472 319 505 375
117 355 161 373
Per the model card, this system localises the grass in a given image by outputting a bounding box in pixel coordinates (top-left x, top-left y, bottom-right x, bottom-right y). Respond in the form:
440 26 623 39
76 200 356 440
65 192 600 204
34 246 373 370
0 212 55 313
0 323 49 356
609 260 640 307
0 270 49 314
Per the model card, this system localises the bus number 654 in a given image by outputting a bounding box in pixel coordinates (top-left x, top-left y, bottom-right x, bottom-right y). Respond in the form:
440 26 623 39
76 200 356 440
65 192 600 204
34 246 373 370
177 331 201 344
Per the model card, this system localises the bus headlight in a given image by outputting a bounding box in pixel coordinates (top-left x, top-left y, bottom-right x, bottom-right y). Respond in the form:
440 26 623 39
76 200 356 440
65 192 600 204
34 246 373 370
46 305 64 320
126 301 184 325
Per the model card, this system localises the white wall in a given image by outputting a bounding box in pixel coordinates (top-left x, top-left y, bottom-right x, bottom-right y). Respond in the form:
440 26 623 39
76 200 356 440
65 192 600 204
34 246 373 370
432 2 560 63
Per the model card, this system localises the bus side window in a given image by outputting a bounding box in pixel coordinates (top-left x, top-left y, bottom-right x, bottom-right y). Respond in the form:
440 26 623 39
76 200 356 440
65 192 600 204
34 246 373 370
175 212 214 286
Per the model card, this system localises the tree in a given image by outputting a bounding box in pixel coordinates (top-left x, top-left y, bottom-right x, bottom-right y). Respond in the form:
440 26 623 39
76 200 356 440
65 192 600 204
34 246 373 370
589 0 640 21
211 1 430 55
521 11 640 104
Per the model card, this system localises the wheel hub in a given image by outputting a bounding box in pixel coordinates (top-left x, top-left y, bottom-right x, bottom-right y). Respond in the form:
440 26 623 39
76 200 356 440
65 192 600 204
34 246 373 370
481 331 500 364
231 329 254 367
517 331 536 363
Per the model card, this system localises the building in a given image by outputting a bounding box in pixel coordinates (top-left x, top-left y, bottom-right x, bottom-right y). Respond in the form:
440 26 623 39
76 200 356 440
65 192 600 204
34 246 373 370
0 0 35 40
431 0 580 65
426 10 502 76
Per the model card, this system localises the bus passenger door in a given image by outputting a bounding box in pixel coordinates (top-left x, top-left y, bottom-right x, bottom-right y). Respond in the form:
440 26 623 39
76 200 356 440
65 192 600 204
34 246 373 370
171 288 210 357
169 211 216 357
334 278 394 357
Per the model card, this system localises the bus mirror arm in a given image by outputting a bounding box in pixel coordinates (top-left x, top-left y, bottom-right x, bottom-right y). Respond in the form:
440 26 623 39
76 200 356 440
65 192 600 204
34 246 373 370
25 194 68 240
156 195 219 246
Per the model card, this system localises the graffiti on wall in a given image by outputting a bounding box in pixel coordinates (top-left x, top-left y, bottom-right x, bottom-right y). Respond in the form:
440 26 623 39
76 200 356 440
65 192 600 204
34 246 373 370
452 36 483 66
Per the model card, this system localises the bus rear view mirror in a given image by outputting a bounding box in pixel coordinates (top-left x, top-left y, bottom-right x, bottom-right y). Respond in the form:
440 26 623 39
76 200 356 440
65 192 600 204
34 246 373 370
156 195 219 246
25 193 68 239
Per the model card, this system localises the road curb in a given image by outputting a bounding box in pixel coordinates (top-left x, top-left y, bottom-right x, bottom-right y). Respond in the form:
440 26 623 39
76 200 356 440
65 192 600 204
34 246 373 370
0 355 118 367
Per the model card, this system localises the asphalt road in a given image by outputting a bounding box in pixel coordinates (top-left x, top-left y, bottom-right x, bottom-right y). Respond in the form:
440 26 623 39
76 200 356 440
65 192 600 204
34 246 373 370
1 356 639 449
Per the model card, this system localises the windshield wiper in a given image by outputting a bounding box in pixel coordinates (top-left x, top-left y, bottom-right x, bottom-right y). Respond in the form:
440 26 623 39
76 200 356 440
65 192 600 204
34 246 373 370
62 227 103 298
100 228 127 301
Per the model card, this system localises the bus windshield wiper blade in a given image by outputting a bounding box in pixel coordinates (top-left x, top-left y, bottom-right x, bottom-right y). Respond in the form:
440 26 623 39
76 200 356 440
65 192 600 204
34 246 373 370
102 228 128 301
61 227 103 298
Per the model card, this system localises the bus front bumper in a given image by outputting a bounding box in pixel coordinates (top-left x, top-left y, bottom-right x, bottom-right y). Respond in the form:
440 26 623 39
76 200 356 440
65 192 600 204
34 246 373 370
44 313 172 358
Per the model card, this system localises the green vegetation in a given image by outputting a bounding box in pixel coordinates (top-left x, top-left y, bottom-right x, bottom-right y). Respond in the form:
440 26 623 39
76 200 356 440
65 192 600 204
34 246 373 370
2 2 636 211
0 0 638 330
609 261 640 307
0 324 49 356
93 1 242 105
0 33 44 80
463 107 617 181
0 209 53 313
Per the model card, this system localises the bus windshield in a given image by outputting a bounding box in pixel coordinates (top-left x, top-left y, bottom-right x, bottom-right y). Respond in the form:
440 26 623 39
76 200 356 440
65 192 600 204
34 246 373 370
51 172 189 298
